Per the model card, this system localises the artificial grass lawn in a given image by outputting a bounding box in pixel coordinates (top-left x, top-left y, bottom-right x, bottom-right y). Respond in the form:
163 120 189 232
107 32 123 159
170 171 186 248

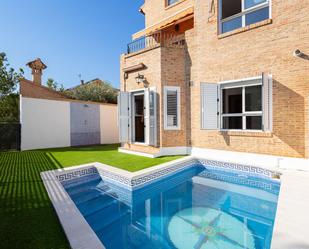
45 144 182 172
0 144 182 249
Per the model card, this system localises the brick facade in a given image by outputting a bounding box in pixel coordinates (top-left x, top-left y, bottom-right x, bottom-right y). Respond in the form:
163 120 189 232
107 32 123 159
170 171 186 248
189 0 309 158
142 0 194 28
121 0 309 158
121 45 188 148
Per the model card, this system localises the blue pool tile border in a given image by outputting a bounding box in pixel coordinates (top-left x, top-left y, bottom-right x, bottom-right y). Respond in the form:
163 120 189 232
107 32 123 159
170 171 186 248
198 170 279 194
130 158 198 188
55 158 278 189
199 159 274 178
57 167 98 182
98 168 131 186
97 158 198 189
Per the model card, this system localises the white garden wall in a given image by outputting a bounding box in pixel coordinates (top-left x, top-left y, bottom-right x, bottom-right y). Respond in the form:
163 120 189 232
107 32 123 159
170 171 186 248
21 97 70 150
100 105 119 144
21 97 119 151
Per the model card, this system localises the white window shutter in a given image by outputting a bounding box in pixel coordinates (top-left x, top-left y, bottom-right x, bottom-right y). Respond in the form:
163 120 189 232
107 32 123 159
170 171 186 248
149 90 157 146
118 92 130 142
144 88 157 146
262 73 273 131
164 86 180 130
144 88 150 145
201 83 219 130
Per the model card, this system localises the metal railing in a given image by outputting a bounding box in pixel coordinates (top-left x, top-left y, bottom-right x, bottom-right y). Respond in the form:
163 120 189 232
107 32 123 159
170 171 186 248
127 32 185 54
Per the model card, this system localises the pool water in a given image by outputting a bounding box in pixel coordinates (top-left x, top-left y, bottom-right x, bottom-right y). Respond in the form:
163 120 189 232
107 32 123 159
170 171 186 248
62 164 280 249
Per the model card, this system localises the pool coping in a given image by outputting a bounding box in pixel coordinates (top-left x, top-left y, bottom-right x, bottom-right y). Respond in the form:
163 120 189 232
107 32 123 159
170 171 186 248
41 156 308 249
41 166 105 249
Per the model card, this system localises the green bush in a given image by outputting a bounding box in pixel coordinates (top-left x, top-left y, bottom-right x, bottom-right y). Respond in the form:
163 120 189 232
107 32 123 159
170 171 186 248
0 94 19 123
65 81 118 104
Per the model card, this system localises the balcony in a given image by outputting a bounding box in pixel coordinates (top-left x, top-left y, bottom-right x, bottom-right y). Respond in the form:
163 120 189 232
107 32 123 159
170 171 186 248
126 32 185 55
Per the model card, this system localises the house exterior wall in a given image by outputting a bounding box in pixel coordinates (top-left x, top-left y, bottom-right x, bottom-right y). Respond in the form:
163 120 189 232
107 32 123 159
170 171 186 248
142 0 194 27
189 0 309 158
121 0 309 158
160 46 188 147
121 45 190 149
21 97 71 150
121 47 162 148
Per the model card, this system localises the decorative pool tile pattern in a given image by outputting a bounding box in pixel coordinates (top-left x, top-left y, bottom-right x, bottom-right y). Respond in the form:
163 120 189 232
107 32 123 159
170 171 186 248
198 170 279 194
56 158 277 190
130 158 198 188
98 168 131 186
198 159 274 178
97 158 198 189
57 167 98 182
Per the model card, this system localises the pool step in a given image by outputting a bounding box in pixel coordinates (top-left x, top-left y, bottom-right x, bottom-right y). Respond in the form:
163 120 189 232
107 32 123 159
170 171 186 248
72 187 116 205
86 202 130 232
68 184 110 197
78 195 117 217
63 176 101 191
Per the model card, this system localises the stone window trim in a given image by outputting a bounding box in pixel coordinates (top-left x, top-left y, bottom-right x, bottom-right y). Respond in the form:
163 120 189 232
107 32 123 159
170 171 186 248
218 130 273 137
218 18 272 39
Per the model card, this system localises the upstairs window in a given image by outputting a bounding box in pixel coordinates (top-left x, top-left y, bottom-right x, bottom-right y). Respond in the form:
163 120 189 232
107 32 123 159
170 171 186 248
219 0 270 33
164 86 180 130
167 0 179 6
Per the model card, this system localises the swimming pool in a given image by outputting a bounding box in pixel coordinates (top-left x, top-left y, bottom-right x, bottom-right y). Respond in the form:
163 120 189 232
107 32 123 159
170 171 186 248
60 162 280 249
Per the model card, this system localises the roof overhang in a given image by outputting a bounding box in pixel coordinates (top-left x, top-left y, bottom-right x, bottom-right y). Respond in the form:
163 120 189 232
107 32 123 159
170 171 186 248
132 6 194 40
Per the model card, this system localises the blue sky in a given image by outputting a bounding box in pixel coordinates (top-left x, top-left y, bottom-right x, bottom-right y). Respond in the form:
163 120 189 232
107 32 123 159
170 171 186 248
0 0 144 89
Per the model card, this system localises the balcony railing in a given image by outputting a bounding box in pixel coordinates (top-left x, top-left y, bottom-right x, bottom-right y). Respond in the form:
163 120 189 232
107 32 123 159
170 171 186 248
127 32 185 54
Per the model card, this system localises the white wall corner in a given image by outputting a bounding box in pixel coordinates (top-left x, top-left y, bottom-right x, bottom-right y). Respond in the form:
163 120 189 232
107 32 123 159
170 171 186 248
118 148 157 158
159 147 190 156
190 147 309 172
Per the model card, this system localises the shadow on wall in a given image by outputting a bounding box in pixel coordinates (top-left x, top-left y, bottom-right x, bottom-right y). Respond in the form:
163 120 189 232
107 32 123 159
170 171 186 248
184 40 192 147
221 132 231 146
272 79 305 157
219 79 305 157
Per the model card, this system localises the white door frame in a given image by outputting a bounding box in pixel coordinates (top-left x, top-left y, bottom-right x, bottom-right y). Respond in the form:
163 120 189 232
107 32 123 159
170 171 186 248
131 89 146 144
129 87 157 146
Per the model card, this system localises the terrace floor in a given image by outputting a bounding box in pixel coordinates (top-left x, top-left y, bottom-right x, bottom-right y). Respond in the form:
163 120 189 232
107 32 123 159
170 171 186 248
0 144 182 249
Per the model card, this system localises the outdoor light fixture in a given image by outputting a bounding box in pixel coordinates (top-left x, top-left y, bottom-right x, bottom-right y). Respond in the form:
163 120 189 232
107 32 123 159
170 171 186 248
293 49 309 60
135 73 145 84
294 49 304 58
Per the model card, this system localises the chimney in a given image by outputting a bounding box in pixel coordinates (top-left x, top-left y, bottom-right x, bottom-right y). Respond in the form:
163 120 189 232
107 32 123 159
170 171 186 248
26 58 47 85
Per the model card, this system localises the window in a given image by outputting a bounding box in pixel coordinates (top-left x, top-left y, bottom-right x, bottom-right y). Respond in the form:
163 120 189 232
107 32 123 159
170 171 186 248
200 75 272 132
167 0 179 6
221 81 262 130
164 86 180 130
219 0 270 33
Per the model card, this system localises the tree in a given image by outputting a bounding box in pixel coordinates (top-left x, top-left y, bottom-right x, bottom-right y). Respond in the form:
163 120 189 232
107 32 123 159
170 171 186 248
0 53 23 122
46 78 65 92
0 52 24 96
65 80 118 104
0 94 19 123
